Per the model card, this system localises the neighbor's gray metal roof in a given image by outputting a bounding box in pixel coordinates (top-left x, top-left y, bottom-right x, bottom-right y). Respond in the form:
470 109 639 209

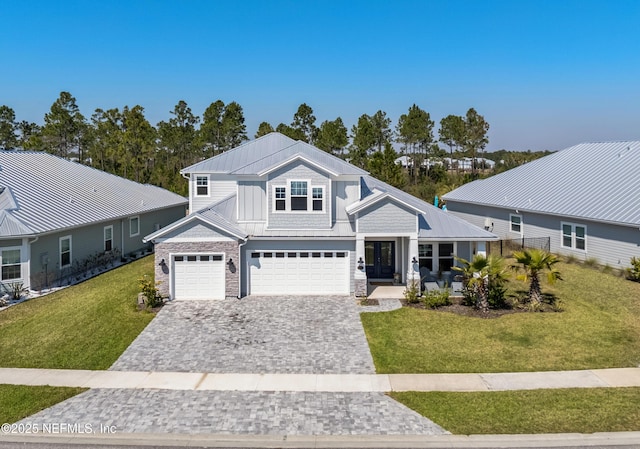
181 133 367 177
0 151 188 237
362 176 497 240
442 141 640 227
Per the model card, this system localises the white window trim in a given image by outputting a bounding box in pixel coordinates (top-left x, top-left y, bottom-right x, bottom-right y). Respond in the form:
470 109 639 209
129 216 140 237
104 225 113 252
195 175 210 197
272 185 287 213
509 214 523 235
1 247 22 281
561 222 587 251
59 235 72 269
272 179 326 214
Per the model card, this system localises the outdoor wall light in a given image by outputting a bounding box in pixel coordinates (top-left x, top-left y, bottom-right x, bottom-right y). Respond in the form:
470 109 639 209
357 257 364 270
159 258 166 267
227 257 233 265
411 256 418 264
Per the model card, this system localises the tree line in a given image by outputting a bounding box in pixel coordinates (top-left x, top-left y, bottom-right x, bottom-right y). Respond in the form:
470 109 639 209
0 92 546 200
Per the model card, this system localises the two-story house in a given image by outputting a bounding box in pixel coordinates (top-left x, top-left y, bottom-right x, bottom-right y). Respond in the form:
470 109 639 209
144 133 497 299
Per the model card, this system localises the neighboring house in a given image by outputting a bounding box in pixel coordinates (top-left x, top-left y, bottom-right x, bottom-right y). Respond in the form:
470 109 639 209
443 141 640 269
0 151 188 291
144 133 496 300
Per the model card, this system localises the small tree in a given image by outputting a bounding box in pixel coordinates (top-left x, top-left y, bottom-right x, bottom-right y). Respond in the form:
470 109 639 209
454 254 508 313
511 249 562 308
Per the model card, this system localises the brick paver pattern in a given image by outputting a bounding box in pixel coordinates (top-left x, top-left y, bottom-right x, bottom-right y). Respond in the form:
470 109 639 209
110 296 376 374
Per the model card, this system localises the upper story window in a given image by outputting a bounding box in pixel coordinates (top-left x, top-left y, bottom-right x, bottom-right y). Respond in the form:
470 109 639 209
561 223 586 251
272 180 325 213
510 214 522 235
312 187 324 211
290 181 308 211
275 187 286 211
1 248 21 281
195 175 209 197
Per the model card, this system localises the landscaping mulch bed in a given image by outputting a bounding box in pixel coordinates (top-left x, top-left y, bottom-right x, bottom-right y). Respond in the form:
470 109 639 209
359 297 380 306
401 296 557 318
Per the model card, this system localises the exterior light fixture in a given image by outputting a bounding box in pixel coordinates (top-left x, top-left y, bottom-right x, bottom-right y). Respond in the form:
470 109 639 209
357 257 364 271
411 256 418 264
159 258 166 266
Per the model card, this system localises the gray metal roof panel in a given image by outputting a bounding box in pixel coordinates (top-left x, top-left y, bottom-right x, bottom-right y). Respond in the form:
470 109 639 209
181 133 367 177
362 176 497 240
442 141 640 226
241 221 356 238
0 211 34 237
0 151 188 235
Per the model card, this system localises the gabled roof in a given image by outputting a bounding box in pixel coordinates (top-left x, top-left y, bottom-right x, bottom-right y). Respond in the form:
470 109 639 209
345 188 424 216
361 176 497 241
181 133 367 177
144 194 247 242
442 141 640 227
0 151 188 237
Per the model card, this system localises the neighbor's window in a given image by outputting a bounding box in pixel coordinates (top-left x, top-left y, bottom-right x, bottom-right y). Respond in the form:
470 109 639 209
275 186 286 211
59 236 72 268
195 175 209 196
130 216 140 237
104 225 113 252
1 249 21 281
510 214 522 234
561 223 586 251
290 181 308 211
312 187 324 211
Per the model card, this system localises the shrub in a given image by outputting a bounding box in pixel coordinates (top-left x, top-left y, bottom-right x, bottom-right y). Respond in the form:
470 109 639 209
584 257 599 268
422 286 451 309
403 280 420 304
138 276 164 308
487 284 508 309
627 257 640 282
1 282 28 301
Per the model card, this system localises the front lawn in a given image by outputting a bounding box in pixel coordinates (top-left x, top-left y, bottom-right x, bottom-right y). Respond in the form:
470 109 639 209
0 385 86 424
392 388 640 434
0 257 155 370
362 262 640 373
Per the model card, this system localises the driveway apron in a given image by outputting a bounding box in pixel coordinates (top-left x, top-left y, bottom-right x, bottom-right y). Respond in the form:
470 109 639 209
110 296 375 374
17 297 448 435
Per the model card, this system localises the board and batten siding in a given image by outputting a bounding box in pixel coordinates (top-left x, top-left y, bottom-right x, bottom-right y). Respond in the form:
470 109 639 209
266 161 331 229
333 180 360 222
447 201 640 268
190 174 236 212
358 200 417 234
237 181 266 221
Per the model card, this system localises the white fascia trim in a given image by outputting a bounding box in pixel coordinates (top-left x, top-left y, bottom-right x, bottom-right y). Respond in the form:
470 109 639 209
256 154 340 177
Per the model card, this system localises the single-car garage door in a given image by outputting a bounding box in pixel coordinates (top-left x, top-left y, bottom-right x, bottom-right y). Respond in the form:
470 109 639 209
248 251 350 295
173 254 225 300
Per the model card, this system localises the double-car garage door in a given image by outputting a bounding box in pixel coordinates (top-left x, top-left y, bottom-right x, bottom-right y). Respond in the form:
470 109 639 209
173 254 225 300
248 250 350 295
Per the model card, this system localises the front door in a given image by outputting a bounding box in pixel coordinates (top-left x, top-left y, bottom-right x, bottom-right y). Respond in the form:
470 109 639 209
365 241 395 278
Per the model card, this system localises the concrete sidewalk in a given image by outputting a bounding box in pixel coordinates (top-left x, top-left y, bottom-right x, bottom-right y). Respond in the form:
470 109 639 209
2 366 640 391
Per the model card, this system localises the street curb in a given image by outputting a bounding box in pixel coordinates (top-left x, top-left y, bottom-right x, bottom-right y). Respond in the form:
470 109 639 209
1 431 640 448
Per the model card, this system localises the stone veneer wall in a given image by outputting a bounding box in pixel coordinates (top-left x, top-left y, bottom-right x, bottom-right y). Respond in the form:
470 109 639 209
154 241 240 299
354 278 367 297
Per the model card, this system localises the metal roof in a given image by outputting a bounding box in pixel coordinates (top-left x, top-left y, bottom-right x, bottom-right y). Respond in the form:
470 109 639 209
0 151 188 237
361 176 497 240
181 133 367 177
442 141 640 227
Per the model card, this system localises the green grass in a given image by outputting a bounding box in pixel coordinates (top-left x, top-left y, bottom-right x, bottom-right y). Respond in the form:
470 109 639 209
0 257 155 370
0 384 87 424
392 388 640 434
362 262 640 373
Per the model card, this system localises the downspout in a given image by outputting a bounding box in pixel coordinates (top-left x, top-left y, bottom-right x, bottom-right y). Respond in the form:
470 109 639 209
27 236 39 290
237 238 248 299
181 172 191 214
121 219 125 259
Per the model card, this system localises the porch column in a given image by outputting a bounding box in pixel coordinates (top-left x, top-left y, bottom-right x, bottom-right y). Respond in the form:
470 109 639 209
476 241 487 257
407 236 419 288
354 235 367 297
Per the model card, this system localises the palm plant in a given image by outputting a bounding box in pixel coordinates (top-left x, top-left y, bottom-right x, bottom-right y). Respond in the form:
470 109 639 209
454 254 508 312
511 249 562 308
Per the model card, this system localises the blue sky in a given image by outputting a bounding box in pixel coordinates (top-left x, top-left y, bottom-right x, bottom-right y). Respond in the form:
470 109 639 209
1 0 639 151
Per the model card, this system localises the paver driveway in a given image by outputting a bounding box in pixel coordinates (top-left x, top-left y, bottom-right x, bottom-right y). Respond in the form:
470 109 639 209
110 296 376 374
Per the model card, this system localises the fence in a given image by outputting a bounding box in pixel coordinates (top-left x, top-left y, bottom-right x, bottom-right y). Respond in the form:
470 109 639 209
488 236 550 257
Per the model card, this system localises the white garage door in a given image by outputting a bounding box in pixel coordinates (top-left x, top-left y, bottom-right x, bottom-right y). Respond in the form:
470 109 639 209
248 251 350 295
173 254 225 300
